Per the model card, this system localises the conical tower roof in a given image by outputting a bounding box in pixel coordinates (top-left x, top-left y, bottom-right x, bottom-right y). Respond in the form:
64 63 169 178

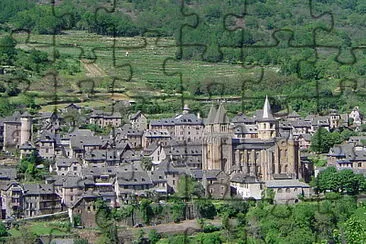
259 95 274 121
214 103 230 124
206 104 217 124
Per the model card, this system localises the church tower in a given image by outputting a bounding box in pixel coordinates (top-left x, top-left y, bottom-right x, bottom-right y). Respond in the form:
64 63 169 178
202 103 232 172
257 96 278 140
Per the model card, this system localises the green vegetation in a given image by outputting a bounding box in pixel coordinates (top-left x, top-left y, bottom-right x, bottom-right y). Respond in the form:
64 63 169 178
157 196 366 244
310 128 357 153
176 175 205 200
311 167 366 195
17 152 48 182
0 0 365 117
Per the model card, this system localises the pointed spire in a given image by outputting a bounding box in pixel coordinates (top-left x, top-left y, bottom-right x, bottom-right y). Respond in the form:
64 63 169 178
214 103 229 124
288 128 294 140
262 95 272 119
206 103 217 124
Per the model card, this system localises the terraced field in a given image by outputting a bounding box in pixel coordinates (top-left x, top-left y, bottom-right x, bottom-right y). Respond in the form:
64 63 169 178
6 30 260 112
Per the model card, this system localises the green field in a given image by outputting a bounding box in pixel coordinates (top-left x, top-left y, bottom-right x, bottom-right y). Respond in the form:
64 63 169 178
4 30 259 113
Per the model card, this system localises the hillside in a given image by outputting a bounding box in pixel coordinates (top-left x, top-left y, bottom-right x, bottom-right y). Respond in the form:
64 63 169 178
0 0 365 117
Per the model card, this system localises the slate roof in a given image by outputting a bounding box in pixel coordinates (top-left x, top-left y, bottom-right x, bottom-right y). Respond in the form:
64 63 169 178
65 103 81 109
150 113 202 126
55 157 80 167
214 104 230 124
21 111 32 118
234 124 258 134
116 171 153 186
62 129 94 139
149 171 167 183
115 124 144 137
234 138 275 150
288 111 300 118
150 118 175 126
189 169 203 180
231 113 255 124
90 110 122 119
174 113 203 125
311 116 330 126
70 136 104 149
265 180 310 188
143 130 171 138
230 173 259 184
203 169 225 180
155 160 180 173
23 183 56 195
130 110 143 120
0 167 17 180
206 104 218 124
19 141 36 150
2 111 21 123
298 134 312 141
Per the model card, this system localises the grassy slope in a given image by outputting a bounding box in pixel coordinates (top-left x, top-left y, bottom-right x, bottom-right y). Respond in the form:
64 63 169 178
4 30 257 112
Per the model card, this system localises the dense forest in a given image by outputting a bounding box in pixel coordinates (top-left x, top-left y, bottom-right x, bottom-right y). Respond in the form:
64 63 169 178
0 0 366 116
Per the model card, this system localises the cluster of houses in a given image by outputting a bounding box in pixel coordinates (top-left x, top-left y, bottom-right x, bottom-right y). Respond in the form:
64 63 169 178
0 99 364 225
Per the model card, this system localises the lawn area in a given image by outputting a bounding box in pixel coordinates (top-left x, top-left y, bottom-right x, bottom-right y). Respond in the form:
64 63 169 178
8 220 70 237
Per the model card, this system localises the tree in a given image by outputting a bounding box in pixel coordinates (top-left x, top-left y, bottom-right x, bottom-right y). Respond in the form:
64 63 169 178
311 167 340 193
312 167 365 194
194 232 222 244
17 152 45 181
171 199 186 223
148 229 161 244
74 239 89 244
0 222 8 237
194 199 217 219
310 128 335 153
176 175 205 199
141 157 153 171
0 35 17 64
139 199 153 224
344 217 366 243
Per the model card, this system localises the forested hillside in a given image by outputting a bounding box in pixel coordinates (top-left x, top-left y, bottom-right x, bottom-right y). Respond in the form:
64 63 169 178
0 0 366 116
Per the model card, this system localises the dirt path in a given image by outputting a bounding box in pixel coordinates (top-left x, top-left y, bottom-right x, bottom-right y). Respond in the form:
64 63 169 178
81 59 106 77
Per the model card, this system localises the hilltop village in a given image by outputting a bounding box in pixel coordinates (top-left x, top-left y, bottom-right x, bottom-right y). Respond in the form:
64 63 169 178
0 97 364 226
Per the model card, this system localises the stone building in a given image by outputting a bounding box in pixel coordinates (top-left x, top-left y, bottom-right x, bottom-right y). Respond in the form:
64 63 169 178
2 112 33 151
202 103 233 172
129 111 148 131
89 111 122 128
202 97 301 183
149 105 203 142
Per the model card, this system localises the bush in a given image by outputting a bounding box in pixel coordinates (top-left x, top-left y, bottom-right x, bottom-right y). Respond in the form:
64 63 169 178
194 199 217 219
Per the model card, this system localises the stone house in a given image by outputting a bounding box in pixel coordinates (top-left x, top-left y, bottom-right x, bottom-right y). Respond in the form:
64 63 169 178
1 182 23 218
202 170 231 199
53 157 82 176
230 173 263 200
265 179 310 203
89 111 122 128
69 194 100 228
22 183 62 217
297 134 311 150
129 111 148 131
115 170 153 204
142 130 171 148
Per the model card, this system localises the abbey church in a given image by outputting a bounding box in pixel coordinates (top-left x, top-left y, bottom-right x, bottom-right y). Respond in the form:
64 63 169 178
202 96 301 181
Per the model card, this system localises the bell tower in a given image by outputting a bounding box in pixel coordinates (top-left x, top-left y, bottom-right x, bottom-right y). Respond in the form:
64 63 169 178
202 103 232 172
257 96 278 140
